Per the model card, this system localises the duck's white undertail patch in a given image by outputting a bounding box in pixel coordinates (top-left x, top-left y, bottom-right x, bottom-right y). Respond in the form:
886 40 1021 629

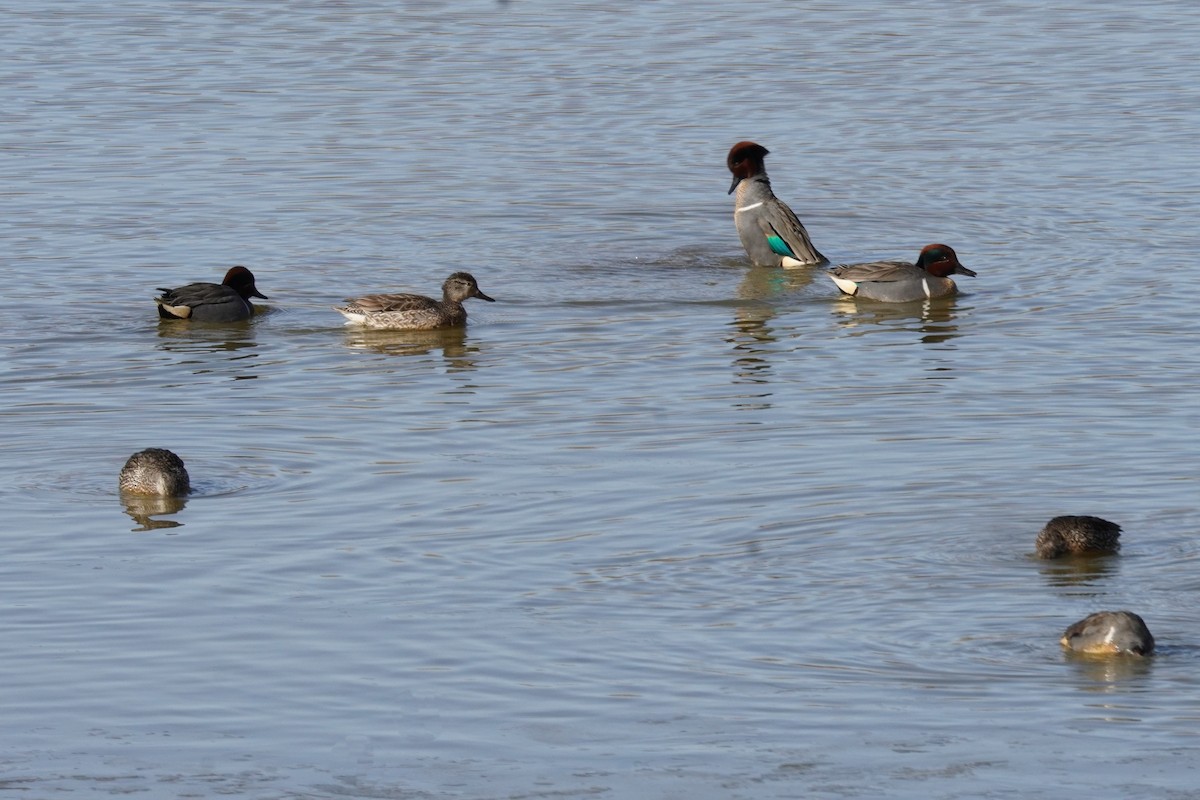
831 276 858 295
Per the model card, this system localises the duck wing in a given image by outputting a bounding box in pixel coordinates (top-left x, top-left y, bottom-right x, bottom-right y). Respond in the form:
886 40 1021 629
828 260 920 283
756 198 826 266
338 293 440 314
155 282 244 318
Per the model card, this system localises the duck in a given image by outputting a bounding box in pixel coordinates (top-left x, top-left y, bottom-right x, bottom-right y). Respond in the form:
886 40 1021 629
1060 611 1154 656
156 266 268 322
727 141 827 268
1035 515 1121 559
118 448 191 496
334 272 495 330
827 244 976 302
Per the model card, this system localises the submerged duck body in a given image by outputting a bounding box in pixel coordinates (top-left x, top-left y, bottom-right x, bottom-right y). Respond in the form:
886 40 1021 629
727 141 827 268
118 448 190 496
1035 515 1122 559
335 272 495 330
829 244 975 302
156 266 268 322
1060 611 1154 656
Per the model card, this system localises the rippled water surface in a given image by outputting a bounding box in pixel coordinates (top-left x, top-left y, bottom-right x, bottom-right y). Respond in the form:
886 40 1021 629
3 1 1200 797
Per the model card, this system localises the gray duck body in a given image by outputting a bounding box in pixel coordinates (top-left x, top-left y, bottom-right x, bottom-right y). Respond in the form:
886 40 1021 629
156 265 267 322
828 244 976 302
1060 611 1154 655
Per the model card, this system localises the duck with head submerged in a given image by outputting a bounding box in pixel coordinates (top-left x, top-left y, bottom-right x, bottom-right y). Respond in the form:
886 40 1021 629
156 266 268 322
118 448 190 497
726 141 827 268
334 271 494 330
1035 515 1121 559
1060 611 1154 656
828 244 976 302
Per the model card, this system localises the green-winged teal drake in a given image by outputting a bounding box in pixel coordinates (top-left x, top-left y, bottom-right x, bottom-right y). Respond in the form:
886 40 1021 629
156 266 267 321
829 244 975 302
727 141 827 268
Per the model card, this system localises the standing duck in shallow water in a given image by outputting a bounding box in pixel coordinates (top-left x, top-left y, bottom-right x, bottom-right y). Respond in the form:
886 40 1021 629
156 266 268 322
118 448 190 496
828 244 976 302
726 141 827 268
1060 611 1154 655
334 272 495 330
1034 515 1121 559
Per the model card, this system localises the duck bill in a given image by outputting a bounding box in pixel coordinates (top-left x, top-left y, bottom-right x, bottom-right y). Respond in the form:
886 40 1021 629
251 289 269 299
728 176 740 195
475 290 496 302
954 265 977 278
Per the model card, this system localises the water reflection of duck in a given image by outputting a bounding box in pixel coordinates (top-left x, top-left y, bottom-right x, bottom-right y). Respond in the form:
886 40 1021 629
1060 611 1154 656
735 262 815 303
341 326 478 365
828 294 964 346
1035 515 1121 558
120 492 188 531
1035 556 1117 588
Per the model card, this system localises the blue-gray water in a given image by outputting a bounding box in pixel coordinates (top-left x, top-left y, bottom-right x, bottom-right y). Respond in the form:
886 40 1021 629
3 1 1199 797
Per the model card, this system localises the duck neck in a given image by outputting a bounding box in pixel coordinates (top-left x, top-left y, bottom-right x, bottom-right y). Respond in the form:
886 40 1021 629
734 175 774 209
